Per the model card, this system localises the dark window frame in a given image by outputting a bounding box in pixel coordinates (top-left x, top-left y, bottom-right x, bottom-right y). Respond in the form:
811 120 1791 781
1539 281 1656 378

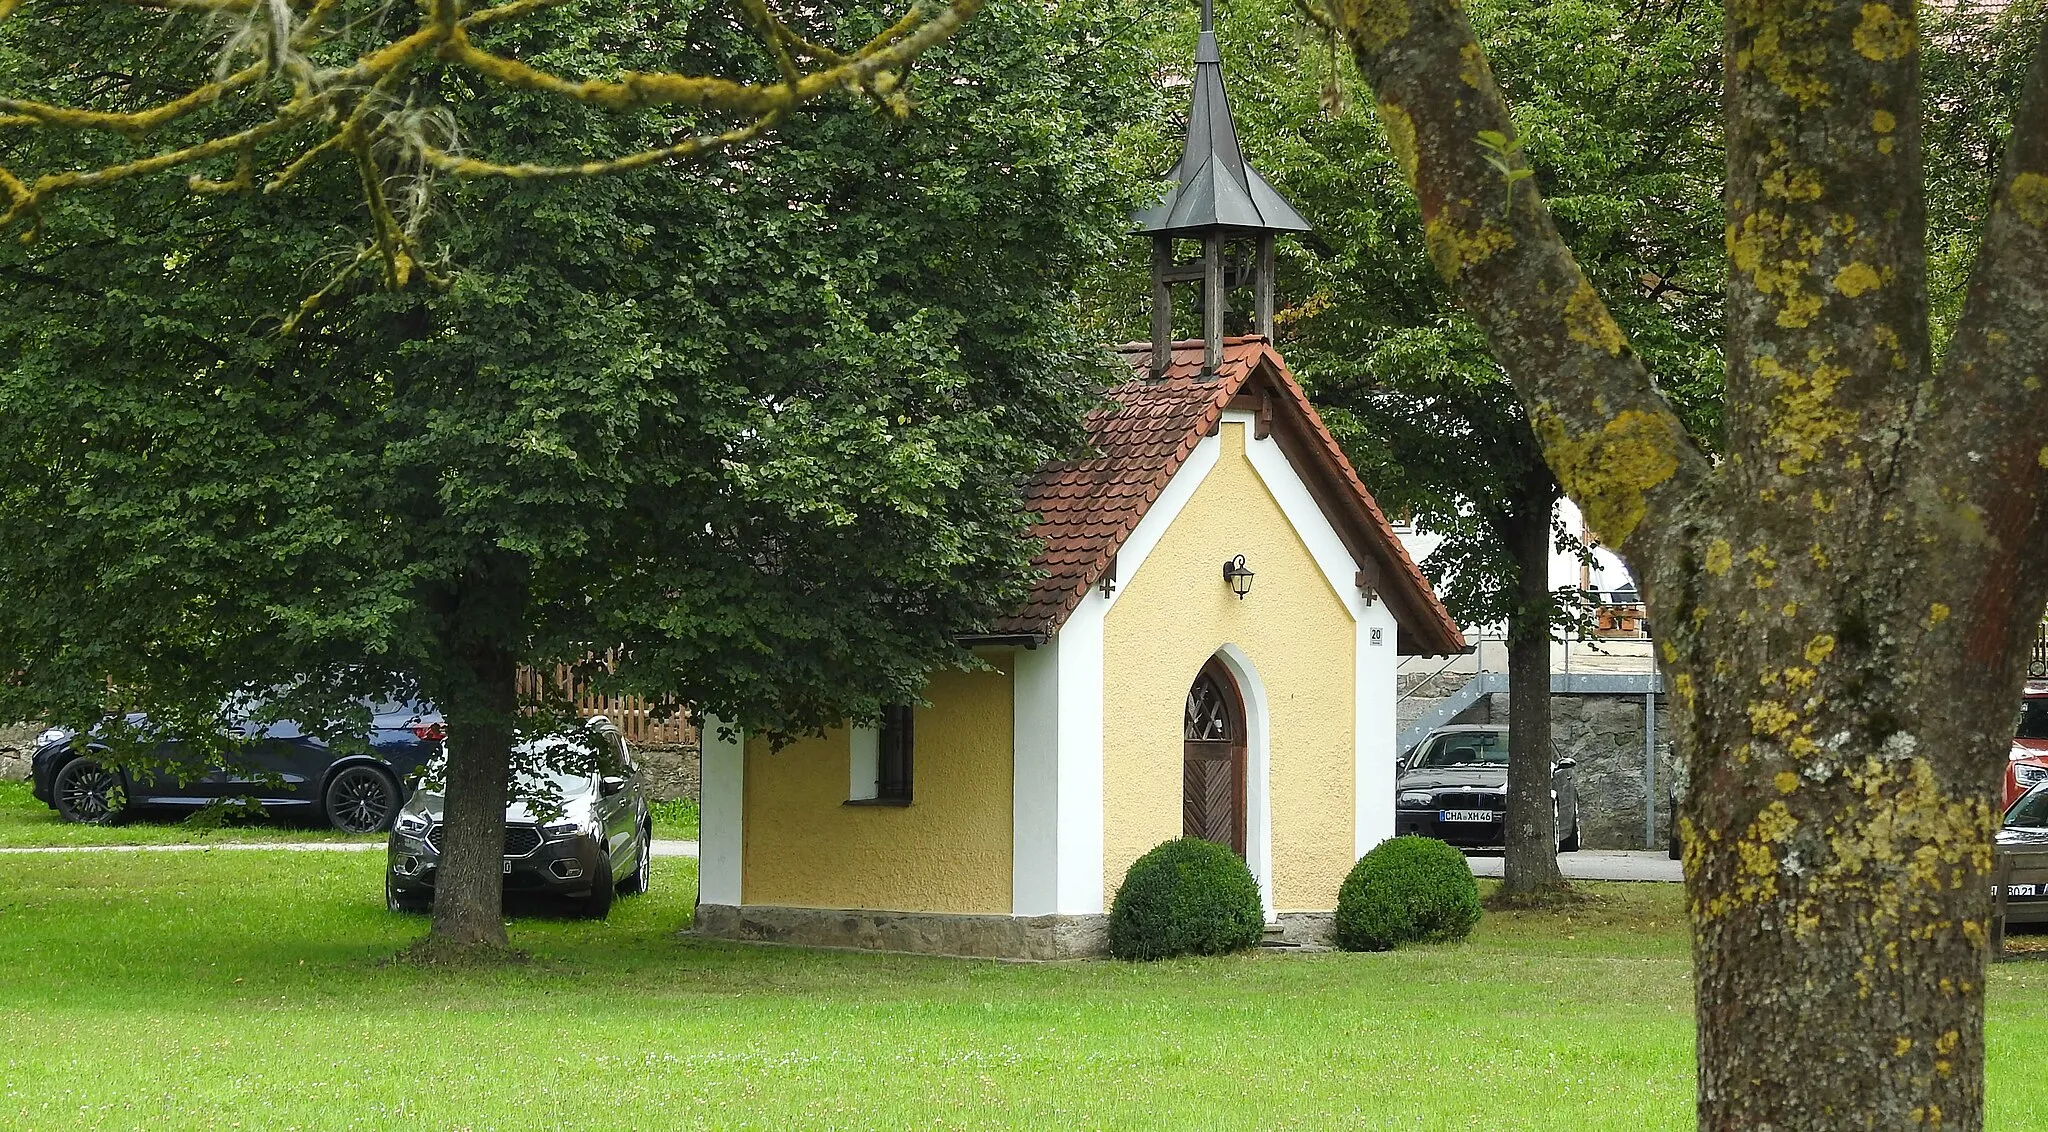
877 704 914 803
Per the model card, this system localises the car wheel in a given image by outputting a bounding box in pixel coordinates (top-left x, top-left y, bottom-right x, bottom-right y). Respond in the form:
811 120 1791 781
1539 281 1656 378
52 757 124 825
1559 815 1582 853
617 824 652 896
325 765 399 833
386 873 428 914
578 866 615 920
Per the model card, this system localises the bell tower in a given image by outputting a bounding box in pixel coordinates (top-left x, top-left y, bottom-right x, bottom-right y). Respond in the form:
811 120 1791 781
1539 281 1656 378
1133 0 1312 379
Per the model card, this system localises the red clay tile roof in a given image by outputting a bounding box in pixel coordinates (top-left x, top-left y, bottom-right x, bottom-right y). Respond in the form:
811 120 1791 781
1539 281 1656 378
989 337 1463 655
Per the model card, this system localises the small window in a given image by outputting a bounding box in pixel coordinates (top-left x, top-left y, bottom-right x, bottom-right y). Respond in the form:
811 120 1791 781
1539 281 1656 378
878 704 914 803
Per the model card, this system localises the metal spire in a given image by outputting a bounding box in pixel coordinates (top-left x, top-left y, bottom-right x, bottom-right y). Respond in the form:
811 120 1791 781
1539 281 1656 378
1137 1 1311 378
1132 1 1311 238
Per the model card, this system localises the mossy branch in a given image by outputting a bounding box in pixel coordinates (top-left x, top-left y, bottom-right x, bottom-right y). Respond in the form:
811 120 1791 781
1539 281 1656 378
0 0 984 266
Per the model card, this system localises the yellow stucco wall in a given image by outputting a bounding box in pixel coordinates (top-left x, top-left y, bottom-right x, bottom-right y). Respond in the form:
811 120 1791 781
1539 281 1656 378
1102 420 1357 912
740 661 1014 913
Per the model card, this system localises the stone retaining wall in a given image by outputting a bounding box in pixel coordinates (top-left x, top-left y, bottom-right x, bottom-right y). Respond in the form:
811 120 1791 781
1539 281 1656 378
1551 694 1675 851
1407 690 1675 851
633 743 698 803
0 723 44 782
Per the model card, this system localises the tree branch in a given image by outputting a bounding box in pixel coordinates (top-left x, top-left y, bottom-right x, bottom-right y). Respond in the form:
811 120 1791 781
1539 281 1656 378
0 0 983 254
1913 19 2048 662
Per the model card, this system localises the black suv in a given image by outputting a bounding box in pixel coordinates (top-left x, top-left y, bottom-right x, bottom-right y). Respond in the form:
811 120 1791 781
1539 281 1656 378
385 720 651 919
29 701 442 833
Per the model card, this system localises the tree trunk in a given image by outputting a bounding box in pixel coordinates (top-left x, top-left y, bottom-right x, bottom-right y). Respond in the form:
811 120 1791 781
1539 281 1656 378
1323 0 2048 1121
427 638 519 950
1498 492 1567 900
1672 599 2012 1129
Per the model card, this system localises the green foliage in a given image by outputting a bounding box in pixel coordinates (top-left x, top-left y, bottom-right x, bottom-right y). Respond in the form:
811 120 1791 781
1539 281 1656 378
648 797 700 841
1920 0 2046 357
0 0 1166 751
1107 837 1265 961
1336 835 1482 951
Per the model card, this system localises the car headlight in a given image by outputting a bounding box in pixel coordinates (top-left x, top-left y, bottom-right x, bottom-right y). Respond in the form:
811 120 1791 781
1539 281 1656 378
2017 764 2048 788
541 821 581 841
34 728 69 748
1398 790 1434 808
393 814 429 837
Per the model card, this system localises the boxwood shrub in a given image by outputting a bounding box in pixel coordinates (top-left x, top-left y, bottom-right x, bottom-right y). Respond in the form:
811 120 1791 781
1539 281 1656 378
1335 835 1481 951
1108 837 1264 960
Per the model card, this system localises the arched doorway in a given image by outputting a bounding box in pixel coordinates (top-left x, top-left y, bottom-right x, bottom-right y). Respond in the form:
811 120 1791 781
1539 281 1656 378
1184 656 1248 857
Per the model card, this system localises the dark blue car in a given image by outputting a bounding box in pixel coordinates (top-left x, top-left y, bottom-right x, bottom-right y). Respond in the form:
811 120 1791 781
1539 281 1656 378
29 700 443 833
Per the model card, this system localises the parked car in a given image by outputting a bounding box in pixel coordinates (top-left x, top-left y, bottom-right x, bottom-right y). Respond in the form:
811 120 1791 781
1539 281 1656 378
1998 780 2048 927
385 719 651 919
29 700 442 833
1395 725 1581 851
2007 682 2048 809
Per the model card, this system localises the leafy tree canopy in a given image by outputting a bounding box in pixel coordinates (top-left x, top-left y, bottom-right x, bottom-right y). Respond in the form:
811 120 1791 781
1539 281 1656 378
0 0 1166 750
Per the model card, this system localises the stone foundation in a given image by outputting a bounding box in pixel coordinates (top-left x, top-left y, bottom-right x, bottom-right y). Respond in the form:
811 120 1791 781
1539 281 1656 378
1269 911 1336 949
693 903 1339 959
693 903 1110 960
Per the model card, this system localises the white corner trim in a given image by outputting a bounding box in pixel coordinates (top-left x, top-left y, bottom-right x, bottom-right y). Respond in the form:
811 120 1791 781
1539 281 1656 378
847 725 879 802
1052 595 1107 915
1229 410 1366 625
1098 429 1222 616
1355 605 1398 857
1012 639 1061 916
1213 643 1276 921
698 715 745 907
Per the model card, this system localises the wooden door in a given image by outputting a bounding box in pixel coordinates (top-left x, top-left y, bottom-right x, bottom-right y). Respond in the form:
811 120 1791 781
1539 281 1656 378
1183 657 1247 857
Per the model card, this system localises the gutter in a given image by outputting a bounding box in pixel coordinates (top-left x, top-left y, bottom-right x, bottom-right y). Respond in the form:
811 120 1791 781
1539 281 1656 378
955 633 1048 649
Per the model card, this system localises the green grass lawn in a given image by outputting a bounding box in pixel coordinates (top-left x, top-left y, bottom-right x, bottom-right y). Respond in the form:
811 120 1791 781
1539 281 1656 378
2 850 2045 1130
0 780 379 848
649 795 699 841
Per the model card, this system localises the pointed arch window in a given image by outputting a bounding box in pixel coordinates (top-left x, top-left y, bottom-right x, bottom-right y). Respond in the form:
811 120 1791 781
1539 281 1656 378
1184 659 1246 856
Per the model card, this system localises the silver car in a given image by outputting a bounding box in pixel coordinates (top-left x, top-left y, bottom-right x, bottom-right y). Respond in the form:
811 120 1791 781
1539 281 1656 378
384 720 651 919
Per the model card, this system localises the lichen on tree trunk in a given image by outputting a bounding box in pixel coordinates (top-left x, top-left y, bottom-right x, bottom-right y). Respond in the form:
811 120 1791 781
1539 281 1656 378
1312 0 2048 1122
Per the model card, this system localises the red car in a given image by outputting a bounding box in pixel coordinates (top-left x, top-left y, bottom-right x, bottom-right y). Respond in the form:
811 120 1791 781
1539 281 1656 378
2008 683 2048 809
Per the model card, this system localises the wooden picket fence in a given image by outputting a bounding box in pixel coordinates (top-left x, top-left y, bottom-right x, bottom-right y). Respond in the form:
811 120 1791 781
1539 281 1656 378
515 664 697 748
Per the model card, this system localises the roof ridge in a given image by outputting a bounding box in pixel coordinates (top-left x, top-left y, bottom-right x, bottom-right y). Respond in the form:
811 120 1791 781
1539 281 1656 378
996 339 1461 655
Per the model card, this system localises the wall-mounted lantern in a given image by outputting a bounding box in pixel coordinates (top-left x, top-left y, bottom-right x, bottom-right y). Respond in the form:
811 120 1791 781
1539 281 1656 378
1223 555 1255 599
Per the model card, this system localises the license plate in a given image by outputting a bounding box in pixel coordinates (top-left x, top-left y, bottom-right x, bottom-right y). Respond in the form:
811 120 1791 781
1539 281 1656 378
1441 809 1494 823
2008 884 2039 897
503 859 514 874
